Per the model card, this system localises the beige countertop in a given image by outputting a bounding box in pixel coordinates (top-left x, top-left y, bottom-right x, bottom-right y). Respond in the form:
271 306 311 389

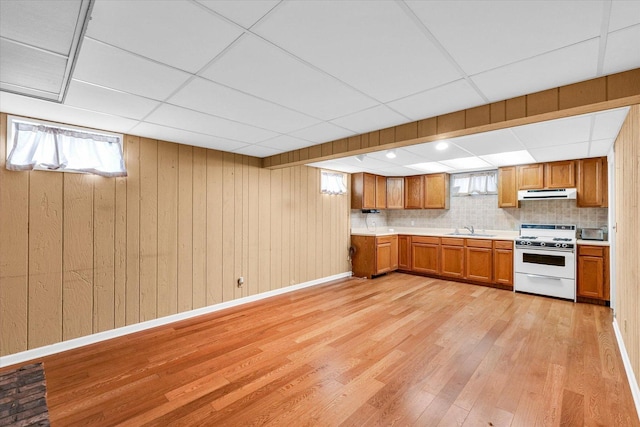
351 227 519 240
577 239 610 246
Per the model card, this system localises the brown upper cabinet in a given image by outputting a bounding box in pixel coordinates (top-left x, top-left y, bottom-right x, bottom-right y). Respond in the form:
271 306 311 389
386 177 404 209
517 163 544 189
404 175 424 209
375 175 387 208
577 157 608 207
498 166 518 208
352 172 385 209
424 173 450 209
544 160 576 188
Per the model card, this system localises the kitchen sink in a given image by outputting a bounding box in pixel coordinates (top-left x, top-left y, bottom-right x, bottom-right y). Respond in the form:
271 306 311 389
446 232 496 237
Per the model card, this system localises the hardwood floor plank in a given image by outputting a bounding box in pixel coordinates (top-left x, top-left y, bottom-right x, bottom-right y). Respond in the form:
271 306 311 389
2 273 636 426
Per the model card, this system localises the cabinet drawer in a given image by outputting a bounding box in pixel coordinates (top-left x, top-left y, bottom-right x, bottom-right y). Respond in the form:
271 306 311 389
412 236 440 245
441 237 464 246
493 240 513 250
376 236 395 245
578 245 605 257
465 239 492 248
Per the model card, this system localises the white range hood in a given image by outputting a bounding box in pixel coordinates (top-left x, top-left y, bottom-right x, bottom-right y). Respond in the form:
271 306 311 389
518 188 577 201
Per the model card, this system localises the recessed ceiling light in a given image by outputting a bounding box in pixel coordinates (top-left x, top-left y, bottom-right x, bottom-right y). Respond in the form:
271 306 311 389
435 142 449 150
406 162 453 173
386 149 397 159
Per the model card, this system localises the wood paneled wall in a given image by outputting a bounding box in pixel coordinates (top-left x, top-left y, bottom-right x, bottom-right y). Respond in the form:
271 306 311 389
614 104 640 388
0 113 351 357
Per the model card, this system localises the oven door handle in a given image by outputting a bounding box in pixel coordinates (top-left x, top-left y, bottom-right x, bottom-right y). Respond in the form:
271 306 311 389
525 274 563 281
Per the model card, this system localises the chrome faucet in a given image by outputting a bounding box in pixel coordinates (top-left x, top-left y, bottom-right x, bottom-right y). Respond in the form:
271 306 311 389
464 225 475 235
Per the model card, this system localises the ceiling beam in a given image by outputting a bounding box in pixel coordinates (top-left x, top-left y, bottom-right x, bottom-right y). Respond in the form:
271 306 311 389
263 68 640 169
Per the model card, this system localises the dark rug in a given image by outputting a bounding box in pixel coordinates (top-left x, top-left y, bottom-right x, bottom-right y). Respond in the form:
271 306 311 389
0 363 50 426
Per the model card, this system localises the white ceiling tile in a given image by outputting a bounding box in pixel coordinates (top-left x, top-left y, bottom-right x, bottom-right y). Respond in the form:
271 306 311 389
377 165 429 177
407 0 602 75
609 0 640 31
196 0 280 28
471 39 599 102
306 160 361 174
73 38 192 100
130 122 249 152
386 80 486 121
0 40 67 94
86 0 243 73
529 142 590 162
232 144 284 158
201 36 377 120
258 135 315 151
0 91 139 134
450 129 525 156
330 105 408 134
169 77 320 133
0 0 81 55
366 148 425 166
440 157 492 171
406 162 453 174
404 140 473 161
589 138 615 157
512 114 592 149
289 122 355 144
254 0 461 102
592 107 629 140
602 25 640 75
65 80 160 120
480 150 536 167
335 155 396 169
144 103 277 143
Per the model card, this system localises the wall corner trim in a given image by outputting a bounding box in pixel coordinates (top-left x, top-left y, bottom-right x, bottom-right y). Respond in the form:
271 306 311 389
613 317 640 422
0 272 352 368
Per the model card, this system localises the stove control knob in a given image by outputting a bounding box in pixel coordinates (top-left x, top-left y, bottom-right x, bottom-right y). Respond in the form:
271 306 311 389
527 241 532 245
540 242 546 247
562 243 568 248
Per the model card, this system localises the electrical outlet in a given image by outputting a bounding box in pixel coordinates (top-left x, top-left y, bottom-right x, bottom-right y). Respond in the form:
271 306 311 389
411 221 415 226
237 277 244 287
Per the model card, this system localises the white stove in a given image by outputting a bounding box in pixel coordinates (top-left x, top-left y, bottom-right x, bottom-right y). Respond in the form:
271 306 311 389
514 224 577 301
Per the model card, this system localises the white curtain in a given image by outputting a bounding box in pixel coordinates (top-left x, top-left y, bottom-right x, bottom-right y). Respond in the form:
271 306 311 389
452 171 497 196
6 122 127 177
321 170 347 195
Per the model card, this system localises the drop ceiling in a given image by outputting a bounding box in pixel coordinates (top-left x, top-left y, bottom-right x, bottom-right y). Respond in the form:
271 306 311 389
0 0 639 168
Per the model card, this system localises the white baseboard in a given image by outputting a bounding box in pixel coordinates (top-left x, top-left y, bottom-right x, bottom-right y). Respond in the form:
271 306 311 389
0 272 352 368
613 318 640 421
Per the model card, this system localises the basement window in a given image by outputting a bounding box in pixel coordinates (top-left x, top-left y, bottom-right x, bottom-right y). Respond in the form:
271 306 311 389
6 116 127 177
320 170 347 195
452 170 497 196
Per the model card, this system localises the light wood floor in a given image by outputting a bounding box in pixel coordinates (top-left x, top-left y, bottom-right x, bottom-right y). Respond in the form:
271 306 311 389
4 273 638 426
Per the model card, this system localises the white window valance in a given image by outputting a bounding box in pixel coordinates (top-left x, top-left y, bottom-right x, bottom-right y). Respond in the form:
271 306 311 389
321 170 347 195
452 170 498 196
6 117 127 177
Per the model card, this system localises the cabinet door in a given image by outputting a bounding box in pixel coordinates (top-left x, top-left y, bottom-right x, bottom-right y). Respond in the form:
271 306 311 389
493 249 513 286
350 235 376 278
517 164 544 190
412 243 439 275
498 166 518 208
424 173 449 209
398 235 411 270
351 173 376 209
545 160 575 188
386 177 404 209
441 245 464 278
404 176 423 209
390 235 398 270
376 241 392 274
577 255 604 299
375 175 387 209
577 157 606 207
466 241 493 283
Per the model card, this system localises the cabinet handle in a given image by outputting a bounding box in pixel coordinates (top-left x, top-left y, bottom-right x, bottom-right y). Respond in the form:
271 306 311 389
526 274 562 281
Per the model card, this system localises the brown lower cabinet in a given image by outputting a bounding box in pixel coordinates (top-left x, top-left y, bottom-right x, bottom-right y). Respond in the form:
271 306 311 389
411 236 440 275
466 239 493 283
440 238 465 279
493 240 513 286
351 235 398 279
398 235 411 270
577 245 609 301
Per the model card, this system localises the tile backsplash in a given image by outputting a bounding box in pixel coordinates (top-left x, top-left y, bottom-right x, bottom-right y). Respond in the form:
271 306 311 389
351 195 608 232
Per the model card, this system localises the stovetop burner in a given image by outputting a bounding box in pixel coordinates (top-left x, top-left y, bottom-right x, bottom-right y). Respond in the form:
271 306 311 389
519 236 537 240
553 237 573 242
